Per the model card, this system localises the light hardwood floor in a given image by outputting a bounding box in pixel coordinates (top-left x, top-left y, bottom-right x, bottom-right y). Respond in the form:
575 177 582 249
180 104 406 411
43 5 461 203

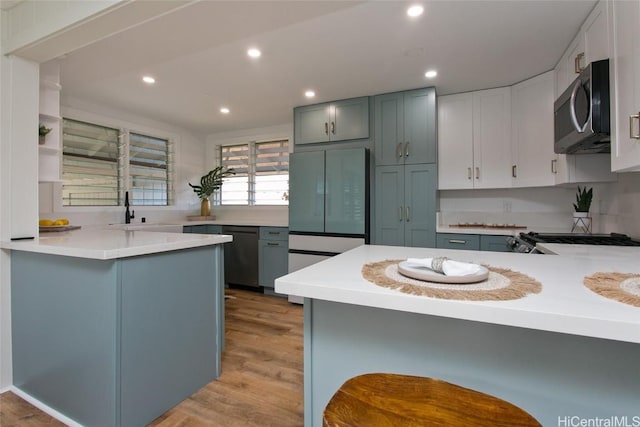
0 289 304 426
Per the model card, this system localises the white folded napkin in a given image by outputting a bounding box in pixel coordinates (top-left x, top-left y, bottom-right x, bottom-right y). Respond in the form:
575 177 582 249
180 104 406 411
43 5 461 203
405 257 483 276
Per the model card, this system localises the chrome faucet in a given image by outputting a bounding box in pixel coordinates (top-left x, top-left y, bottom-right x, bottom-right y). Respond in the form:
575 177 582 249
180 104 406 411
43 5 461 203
125 191 135 224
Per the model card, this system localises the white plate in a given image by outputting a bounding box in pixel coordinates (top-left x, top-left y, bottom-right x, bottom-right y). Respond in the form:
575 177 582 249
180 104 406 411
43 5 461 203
397 261 489 284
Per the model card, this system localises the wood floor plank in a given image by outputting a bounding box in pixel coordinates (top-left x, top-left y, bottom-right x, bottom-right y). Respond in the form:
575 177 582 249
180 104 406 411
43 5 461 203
0 288 304 426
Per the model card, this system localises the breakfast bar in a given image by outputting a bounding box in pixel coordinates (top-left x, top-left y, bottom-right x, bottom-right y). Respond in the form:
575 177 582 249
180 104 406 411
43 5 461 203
276 245 640 427
3 229 231 426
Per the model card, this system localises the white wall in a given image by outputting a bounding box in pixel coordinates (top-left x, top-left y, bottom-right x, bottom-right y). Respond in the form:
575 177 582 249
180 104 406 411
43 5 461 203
38 97 208 226
204 123 292 224
439 174 640 237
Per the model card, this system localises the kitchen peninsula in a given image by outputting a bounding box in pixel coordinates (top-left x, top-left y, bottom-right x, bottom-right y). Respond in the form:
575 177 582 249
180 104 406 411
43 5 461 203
276 245 640 427
2 229 231 426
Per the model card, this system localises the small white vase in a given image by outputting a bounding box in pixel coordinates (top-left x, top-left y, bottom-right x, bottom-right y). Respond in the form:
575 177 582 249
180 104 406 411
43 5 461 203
572 211 591 233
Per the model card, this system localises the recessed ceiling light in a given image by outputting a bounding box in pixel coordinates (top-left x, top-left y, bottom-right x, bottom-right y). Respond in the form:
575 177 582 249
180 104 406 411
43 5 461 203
220 107 230 114
247 48 261 58
425 70 438 79
407 5 424 17
305 90 316 98
142 76 155 84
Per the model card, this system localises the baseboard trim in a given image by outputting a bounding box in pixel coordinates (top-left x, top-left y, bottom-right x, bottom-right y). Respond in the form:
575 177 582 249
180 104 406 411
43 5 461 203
10 386 83 427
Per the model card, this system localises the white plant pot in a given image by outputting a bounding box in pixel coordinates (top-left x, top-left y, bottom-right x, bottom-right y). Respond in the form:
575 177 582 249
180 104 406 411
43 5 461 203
572 212 591 233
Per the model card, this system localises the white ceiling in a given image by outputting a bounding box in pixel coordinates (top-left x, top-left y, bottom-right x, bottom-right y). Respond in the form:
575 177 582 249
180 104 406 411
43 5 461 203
55 0 597 136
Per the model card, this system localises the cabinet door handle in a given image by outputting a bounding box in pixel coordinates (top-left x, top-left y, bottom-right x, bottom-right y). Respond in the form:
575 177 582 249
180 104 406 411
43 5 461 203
324 122 328 135
405 207 410 222
512 165 517 178
467 167 472 180
331 121 335 135
399 207 403 221
630 113 640 139
404 142 410 157
475 167 480 180
574 52 585 74
551 159 557 174
448 239 467 244
267 242 280 247
397 143 403 159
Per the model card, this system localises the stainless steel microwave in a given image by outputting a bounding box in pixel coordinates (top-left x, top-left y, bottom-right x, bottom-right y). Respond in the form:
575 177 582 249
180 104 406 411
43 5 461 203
554 59 610 154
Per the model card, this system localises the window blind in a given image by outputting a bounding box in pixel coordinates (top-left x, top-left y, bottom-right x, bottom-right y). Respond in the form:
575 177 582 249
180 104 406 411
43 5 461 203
129 132 173 206
220 144 250 205
62 119 121 206
255 139 289 205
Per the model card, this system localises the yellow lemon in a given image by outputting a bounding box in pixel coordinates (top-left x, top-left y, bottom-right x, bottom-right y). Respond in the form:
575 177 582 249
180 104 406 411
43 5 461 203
54 218 69 225
39 219 54 226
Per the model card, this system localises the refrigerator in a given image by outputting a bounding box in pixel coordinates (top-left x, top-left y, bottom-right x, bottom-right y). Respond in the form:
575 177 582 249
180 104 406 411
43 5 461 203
287 147 369 303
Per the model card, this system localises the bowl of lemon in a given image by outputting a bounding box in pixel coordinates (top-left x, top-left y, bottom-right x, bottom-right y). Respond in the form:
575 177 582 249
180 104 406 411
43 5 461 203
39 218 79 232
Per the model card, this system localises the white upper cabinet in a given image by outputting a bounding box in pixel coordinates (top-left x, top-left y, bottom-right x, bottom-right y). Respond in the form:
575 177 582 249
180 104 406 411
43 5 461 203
555 1 609 97
511 71 556 187
609 0 640 172
438 88 511 189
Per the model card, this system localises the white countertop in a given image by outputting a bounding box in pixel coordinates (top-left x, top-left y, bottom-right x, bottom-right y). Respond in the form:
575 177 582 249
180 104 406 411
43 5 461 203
2 229 232 259
115 219 288 228
276 244 640 344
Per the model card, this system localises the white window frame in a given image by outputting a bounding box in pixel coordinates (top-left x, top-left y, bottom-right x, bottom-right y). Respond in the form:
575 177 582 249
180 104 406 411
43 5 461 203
57 113 177 212
218 138 289 206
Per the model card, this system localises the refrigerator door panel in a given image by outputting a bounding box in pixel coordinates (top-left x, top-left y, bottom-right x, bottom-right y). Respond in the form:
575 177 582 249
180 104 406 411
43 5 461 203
289 151 325 232
325 148 366 234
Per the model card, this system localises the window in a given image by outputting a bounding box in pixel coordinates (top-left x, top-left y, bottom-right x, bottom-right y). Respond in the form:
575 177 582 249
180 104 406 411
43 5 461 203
62 118 173 207
219 139 289 205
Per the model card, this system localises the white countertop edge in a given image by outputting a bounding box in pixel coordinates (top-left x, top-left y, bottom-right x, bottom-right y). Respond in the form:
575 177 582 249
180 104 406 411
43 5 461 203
2 231 232 260
277 280 640 344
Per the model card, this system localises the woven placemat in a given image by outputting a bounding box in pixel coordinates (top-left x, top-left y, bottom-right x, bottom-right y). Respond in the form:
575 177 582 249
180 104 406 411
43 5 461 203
362 259 542 301
583 272 640 308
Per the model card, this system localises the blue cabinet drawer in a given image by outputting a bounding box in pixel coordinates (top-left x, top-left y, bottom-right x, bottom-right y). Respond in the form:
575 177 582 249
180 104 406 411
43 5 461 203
480 235 512 252
259 227 289 241
183 225 222 234
436 233 480 250
258 240 289 288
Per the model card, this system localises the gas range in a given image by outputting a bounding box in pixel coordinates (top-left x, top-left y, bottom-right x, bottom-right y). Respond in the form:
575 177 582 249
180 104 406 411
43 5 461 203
507 232 640 254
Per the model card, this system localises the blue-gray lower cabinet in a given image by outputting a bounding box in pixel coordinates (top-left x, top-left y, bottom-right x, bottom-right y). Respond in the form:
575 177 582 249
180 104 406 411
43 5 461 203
374 164 437 247
11 246 223 427
480 234 512 252
259 227 289 291
436 233 481 250
436 232 512 252
183 224 222 234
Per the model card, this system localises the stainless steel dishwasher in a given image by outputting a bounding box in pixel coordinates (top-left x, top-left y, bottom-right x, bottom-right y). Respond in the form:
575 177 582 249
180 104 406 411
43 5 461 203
222 226 259 287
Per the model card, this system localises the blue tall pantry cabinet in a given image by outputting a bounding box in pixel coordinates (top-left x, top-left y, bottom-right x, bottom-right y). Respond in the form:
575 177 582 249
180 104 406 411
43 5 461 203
289 148 368 235
373 87 437 247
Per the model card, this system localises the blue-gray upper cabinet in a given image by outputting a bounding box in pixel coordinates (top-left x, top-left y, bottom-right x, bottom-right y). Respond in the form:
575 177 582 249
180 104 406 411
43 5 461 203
294 97 369 145
374 88 436 166
374 164 436 247
289 148 367 235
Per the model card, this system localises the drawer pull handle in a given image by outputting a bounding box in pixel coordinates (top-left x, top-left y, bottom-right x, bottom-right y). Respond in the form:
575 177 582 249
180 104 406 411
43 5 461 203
399 207 403 221
406 206 410 222
630 113 640 139
268 231 280 235
574 52 585 74
324 122 328 135
448 239 467 244
512 164 517 178
551 159 557 174
467 167 472 180
331 121 335 135
475 167 480 180
397 142 403 159
405 142 410 157
267 242 280 247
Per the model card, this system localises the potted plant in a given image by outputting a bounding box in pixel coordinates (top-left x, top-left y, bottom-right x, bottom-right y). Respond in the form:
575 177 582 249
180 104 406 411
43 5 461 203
572 186 593 233
39 124 52 145
189 166 235 216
